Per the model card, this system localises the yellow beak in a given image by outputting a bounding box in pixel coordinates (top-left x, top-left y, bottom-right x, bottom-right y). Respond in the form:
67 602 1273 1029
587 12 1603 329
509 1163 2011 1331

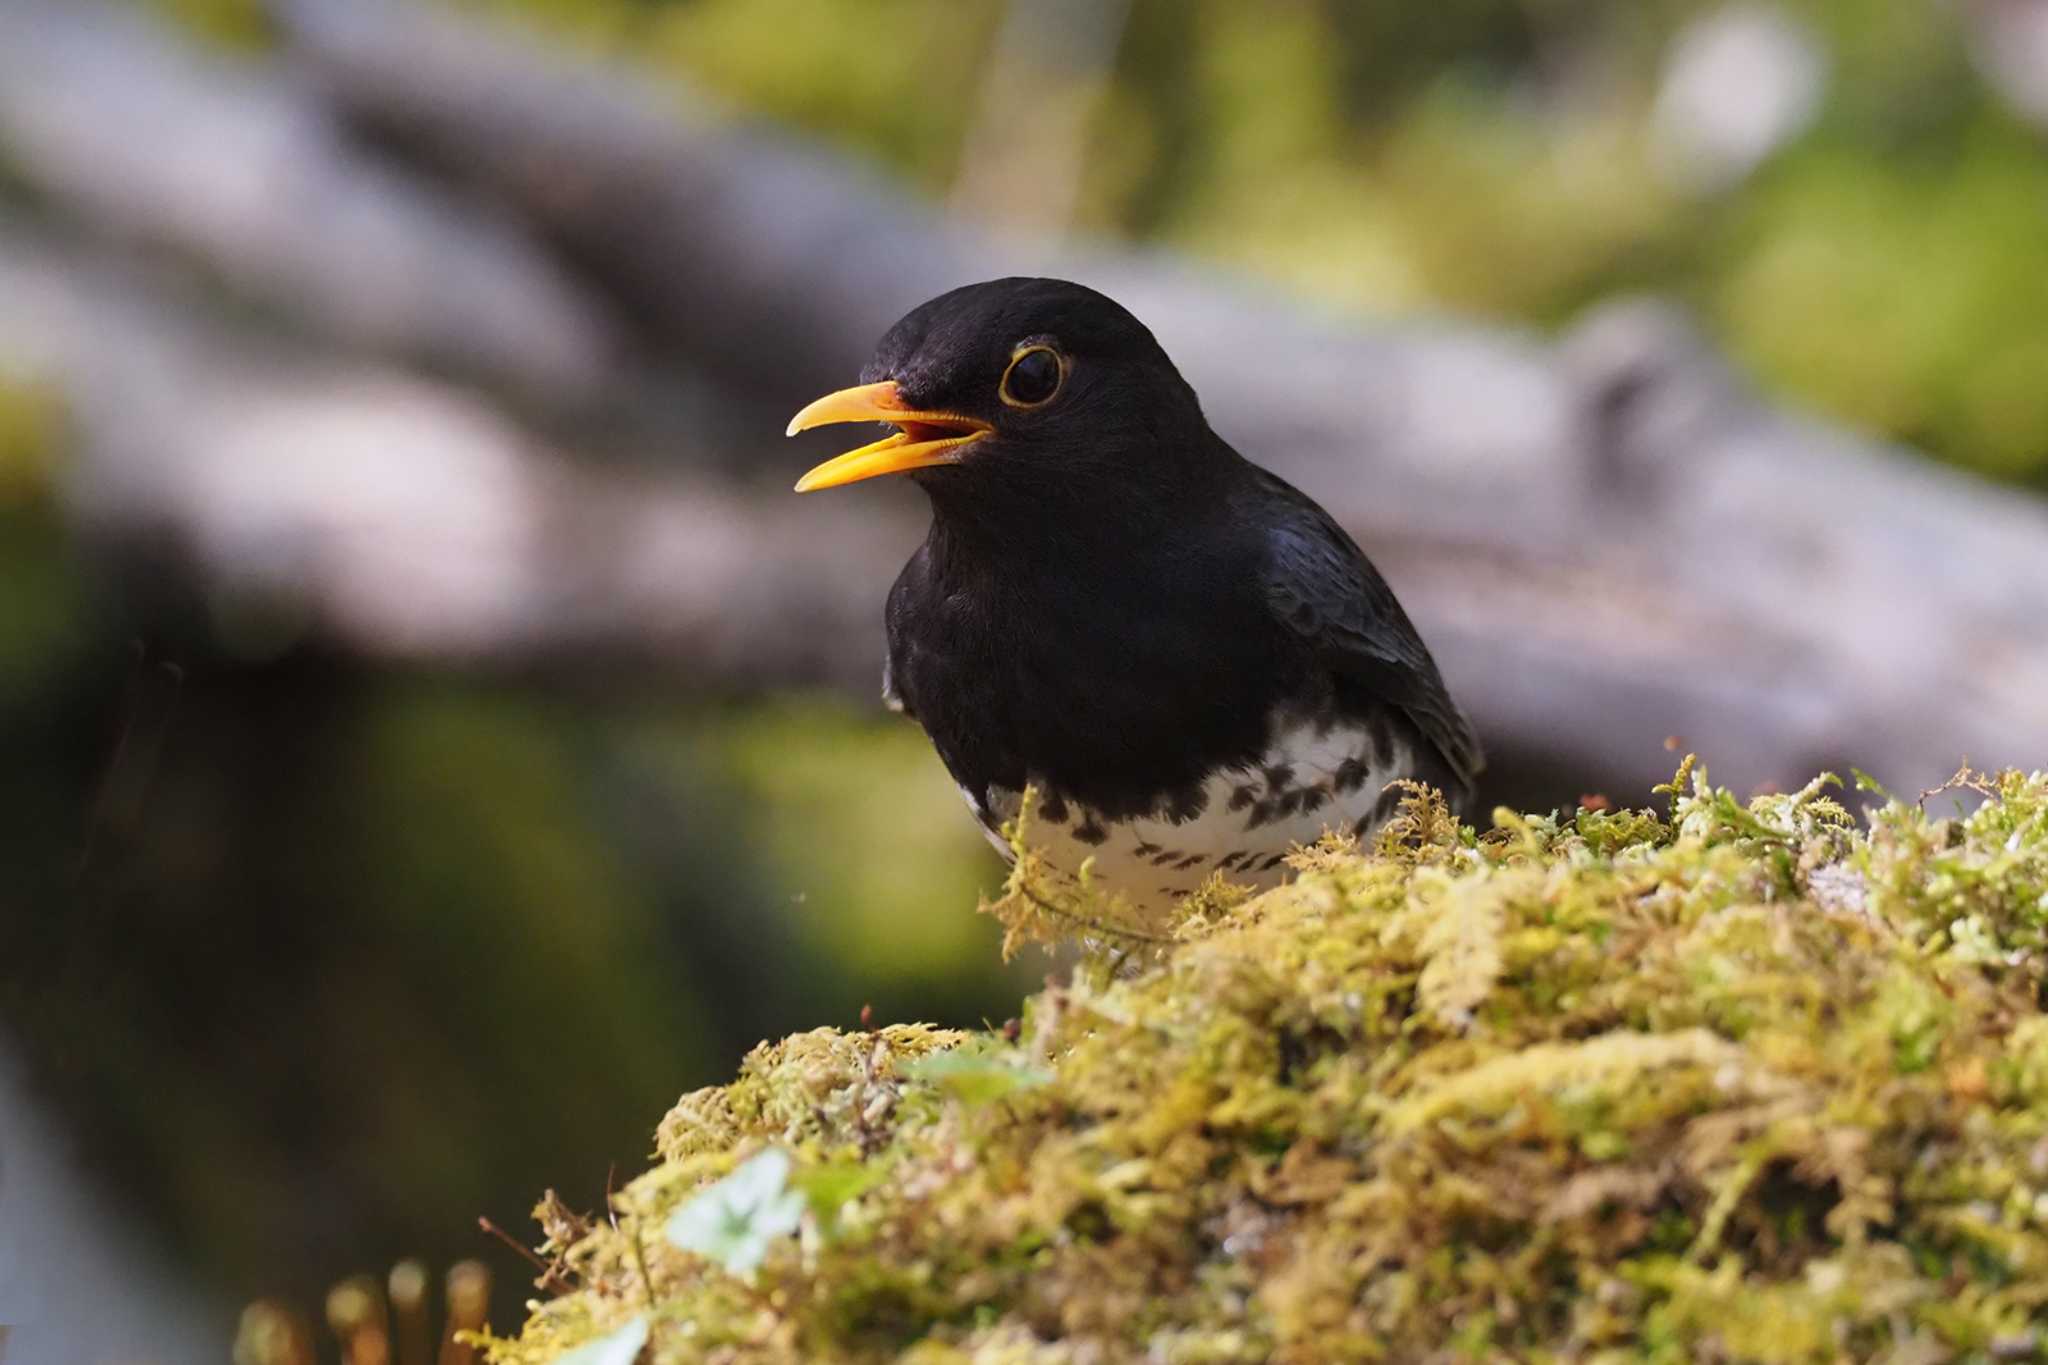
786 380 992 492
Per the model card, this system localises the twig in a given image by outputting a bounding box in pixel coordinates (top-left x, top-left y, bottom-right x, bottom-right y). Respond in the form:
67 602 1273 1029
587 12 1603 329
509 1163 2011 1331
477 1217 574 1297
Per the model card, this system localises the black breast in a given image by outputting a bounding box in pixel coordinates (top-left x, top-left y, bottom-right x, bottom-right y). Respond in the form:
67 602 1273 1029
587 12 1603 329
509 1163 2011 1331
885 520 1315 822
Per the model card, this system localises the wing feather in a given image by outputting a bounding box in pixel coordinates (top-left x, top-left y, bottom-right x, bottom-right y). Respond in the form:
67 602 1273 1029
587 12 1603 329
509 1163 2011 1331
1256 473 1483 791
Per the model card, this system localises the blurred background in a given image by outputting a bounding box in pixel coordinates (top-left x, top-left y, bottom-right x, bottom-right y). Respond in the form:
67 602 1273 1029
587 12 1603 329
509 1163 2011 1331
4 0 2048 1359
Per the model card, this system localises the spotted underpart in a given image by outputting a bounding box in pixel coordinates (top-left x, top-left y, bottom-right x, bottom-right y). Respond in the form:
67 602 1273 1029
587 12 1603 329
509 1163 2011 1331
964 712 1420 916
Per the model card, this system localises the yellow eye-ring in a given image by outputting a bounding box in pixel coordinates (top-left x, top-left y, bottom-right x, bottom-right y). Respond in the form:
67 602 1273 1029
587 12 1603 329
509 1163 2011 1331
999 346 1064 408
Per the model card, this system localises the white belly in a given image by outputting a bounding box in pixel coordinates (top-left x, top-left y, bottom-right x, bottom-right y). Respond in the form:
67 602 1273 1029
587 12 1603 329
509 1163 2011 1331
969 717 1415 914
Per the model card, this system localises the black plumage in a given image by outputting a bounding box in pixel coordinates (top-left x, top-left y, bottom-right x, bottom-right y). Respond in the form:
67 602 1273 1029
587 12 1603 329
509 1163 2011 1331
789 277 1479 906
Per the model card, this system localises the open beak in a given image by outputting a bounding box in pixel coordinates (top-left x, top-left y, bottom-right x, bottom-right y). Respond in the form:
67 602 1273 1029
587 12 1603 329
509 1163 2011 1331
786 380 992 492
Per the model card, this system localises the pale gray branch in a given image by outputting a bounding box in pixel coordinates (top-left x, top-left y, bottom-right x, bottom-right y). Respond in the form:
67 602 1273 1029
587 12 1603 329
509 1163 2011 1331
0 0 620 405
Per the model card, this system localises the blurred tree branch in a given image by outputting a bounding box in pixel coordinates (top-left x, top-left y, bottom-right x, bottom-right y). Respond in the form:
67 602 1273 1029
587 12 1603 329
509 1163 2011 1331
0 0 2044 804
0 220 902 690
0 0 619 406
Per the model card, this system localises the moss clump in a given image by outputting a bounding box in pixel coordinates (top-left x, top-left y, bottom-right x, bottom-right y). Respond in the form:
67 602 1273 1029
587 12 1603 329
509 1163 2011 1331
483 765 2048 1363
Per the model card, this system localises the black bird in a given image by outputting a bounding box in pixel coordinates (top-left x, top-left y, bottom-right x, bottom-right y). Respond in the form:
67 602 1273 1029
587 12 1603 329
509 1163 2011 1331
787 278 1480 910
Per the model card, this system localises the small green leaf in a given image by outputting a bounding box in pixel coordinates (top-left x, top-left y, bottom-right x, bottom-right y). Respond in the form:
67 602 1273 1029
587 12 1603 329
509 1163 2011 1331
665 1148 806 1277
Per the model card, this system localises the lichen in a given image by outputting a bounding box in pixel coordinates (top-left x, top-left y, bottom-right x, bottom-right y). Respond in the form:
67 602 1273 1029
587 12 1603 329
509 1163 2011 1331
483 763 2048 1363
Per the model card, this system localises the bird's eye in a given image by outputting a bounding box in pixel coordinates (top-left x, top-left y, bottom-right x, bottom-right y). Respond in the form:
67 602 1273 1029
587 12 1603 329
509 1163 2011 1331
999 346 1063 408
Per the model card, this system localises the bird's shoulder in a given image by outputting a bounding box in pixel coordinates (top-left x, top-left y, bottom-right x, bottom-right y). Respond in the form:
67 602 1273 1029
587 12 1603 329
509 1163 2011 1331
1245 466 1484 791
881 549 931 720
880 651 908 716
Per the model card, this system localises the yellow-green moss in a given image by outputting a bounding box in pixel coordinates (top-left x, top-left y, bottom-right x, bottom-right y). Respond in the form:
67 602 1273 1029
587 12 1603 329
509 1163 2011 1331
486 765 2048 1363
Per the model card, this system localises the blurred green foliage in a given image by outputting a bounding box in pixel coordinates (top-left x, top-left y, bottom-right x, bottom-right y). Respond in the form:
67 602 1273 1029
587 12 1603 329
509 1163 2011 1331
453 0 2048 483
684 699 1005 981
0 383 90 714
148 0 270 48
1725 118 2048 478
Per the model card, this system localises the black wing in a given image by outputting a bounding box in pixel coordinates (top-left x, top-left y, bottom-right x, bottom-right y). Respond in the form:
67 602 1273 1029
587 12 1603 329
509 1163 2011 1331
1254 470 1483 794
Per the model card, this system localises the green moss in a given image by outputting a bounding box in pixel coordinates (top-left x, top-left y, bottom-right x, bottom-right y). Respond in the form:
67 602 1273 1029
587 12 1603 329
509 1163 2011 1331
485 764 2048 1363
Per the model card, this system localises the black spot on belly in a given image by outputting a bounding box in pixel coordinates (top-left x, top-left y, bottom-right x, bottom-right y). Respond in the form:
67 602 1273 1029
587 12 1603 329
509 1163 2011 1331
1133 839 1162 858
1174 853 1205 870
1227 783 1258 812
1219 850 1249 870
1333 757 1368 792
1150 848 1181 867
1245 800 1277 830
1366 715 1393 769
1264 764 1295 793
1298 787 1329 814
1258 852 1288 871
1165 783 1208 824
1039 791 1070 823
1073 815 1109 846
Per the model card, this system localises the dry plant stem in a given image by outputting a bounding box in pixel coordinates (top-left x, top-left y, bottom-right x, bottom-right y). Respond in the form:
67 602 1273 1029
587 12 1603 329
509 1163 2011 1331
438 1262 490 1365
478 1217 574 1297
387 1262 433 1365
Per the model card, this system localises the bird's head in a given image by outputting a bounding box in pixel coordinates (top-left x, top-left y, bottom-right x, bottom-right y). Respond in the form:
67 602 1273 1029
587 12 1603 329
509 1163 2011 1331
786 278 1211 502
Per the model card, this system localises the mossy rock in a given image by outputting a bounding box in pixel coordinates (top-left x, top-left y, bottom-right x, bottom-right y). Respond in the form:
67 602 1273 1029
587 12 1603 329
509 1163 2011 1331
484 764 2048 1363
